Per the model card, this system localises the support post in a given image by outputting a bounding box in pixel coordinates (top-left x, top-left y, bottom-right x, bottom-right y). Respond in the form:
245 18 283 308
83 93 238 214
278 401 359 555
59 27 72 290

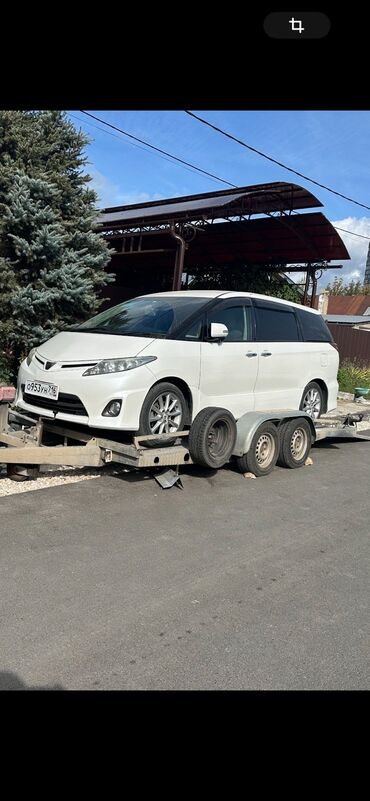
170 223 186 290
311 269 318 307
302 265 311 306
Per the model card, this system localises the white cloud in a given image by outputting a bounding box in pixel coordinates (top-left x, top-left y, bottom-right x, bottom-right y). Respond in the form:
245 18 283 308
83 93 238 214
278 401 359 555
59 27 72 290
89 170 164 209
327 217 370 284
89 168 121 208
290 217 370 289
115 191 163 205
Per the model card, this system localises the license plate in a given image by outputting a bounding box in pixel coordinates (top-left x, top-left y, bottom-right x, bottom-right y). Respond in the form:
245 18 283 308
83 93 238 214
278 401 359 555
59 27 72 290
25 380 59 400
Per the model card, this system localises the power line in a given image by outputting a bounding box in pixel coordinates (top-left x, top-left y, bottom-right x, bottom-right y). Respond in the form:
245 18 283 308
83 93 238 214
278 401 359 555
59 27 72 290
333 226 370 241
79 110 235 188
185 110 370 213
75 111 370 241
69 113 226 186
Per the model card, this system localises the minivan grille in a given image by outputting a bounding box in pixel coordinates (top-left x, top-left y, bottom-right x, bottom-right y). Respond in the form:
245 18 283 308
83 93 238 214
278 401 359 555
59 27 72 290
21 385 88 416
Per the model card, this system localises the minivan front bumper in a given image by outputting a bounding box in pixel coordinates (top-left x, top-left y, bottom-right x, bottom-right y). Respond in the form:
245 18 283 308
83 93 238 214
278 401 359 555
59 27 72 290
16 359 153 430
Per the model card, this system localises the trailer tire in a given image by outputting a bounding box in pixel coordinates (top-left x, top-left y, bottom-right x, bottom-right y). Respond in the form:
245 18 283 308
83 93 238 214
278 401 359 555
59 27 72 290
277 418 312 468
188 407 237 469
236 422 278 477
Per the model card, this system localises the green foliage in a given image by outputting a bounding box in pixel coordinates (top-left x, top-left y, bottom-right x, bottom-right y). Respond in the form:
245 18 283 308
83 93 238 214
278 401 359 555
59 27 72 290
0 354 12 385
188 264 302 303
0 110 113 381
325 276 370 295
337 360 370 393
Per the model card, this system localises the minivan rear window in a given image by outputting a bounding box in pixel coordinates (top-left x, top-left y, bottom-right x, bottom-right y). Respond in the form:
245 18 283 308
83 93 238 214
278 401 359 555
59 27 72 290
297 309 332 342
255 304 299 342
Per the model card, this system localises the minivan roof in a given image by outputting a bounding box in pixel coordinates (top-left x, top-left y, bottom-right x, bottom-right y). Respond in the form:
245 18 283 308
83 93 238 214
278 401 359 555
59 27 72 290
144 290 321 315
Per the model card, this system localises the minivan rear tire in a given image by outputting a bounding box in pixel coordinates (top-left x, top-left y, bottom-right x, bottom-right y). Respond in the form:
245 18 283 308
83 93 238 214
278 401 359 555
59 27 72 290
299 382 324 419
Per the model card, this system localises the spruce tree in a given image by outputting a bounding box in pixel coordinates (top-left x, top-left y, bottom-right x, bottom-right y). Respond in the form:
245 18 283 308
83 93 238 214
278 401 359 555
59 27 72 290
0 110 113 381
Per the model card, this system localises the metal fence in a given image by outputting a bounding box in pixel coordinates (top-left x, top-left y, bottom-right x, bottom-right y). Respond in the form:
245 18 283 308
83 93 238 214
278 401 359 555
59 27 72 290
328 323 370 365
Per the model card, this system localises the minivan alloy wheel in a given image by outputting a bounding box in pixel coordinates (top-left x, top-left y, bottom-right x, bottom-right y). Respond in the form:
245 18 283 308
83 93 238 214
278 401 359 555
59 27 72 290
149 392 183 434
301 388 322 419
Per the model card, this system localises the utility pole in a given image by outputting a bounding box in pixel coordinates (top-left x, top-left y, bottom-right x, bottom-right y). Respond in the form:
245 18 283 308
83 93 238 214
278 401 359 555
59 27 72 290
364 243 370 285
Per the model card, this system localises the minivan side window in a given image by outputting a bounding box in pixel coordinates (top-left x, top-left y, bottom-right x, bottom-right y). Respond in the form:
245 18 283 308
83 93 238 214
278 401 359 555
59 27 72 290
297 309 332 342
254 302 300 342
183 316 204 340
207 304 252 342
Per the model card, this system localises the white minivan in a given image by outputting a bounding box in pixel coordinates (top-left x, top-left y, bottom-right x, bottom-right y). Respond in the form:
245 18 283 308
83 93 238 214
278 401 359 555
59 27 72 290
17 290 339 441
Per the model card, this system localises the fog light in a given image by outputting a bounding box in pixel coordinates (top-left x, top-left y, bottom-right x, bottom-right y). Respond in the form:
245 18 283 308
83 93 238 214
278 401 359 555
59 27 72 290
102 400 122 417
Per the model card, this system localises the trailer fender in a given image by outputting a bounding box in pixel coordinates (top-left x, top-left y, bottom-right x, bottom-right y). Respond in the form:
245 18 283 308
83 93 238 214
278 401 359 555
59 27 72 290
232 410 316 457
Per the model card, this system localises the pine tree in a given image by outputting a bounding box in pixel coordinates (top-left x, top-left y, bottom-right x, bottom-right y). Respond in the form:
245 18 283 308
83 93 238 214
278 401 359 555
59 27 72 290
0 111 113 381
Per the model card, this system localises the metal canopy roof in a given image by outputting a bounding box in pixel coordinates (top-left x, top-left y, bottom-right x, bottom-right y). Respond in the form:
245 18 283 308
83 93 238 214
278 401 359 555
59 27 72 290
186 213 349 264
97 181 349 311
97 181 323 229
105 213 349 266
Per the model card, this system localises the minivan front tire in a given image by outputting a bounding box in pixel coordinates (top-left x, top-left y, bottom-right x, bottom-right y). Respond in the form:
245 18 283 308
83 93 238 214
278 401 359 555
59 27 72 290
137 382 189 448
300 382 324 419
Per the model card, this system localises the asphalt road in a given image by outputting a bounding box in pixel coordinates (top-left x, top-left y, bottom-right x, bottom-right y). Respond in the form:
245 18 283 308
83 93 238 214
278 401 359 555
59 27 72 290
0 437 369 690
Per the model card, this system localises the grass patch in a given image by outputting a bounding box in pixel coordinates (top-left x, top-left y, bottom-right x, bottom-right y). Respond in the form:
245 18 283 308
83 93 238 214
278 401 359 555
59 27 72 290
338 360 370 394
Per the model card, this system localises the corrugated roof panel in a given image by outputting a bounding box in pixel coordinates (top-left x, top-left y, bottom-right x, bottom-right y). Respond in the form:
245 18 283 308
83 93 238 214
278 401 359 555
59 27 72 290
97 192 245 225
96 182 323 228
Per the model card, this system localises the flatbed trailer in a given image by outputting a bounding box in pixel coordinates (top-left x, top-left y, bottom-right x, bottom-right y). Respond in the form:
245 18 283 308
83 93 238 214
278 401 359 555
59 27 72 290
1 387 370 487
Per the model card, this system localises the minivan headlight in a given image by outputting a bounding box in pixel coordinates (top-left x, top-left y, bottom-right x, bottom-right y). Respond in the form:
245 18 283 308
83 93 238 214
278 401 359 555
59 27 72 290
82 356 157 376
26 347 36 366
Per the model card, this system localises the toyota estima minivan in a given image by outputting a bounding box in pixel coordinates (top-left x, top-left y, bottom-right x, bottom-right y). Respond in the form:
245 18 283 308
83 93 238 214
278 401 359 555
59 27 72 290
17 290 339 442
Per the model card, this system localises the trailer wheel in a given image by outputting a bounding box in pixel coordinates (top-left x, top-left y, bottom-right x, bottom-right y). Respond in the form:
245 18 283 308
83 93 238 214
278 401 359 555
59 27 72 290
236 422 278 477
188 407 237 469
277 418 312 468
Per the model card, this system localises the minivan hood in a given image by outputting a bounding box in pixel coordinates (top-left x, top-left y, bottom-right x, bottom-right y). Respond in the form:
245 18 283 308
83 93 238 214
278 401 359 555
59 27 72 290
37 332 156 362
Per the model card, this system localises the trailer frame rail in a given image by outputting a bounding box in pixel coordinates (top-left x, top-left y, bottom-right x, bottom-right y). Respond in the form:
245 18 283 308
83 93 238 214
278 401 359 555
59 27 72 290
1 401 370 483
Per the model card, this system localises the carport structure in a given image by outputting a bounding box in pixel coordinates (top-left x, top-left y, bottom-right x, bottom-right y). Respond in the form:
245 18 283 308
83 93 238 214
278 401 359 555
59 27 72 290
96 182 350 307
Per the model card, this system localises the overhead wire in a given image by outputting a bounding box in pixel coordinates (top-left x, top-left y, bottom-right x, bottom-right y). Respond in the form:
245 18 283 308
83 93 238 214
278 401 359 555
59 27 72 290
79 110 235 188
184 110 370 213
72 111 370 241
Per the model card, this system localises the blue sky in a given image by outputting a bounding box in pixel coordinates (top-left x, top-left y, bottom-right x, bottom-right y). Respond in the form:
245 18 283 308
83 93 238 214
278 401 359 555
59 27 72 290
67 111 370 286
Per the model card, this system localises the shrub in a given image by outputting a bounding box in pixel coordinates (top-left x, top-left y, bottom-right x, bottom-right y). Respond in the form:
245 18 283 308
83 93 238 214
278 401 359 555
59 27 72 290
0 353 13 385
337 360 370 394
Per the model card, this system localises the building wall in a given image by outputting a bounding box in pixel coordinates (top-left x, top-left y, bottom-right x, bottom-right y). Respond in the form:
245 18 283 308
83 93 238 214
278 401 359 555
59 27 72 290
328 323 370 365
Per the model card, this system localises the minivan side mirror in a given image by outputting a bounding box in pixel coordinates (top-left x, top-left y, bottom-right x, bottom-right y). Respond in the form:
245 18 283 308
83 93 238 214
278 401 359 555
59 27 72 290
210 322 228 339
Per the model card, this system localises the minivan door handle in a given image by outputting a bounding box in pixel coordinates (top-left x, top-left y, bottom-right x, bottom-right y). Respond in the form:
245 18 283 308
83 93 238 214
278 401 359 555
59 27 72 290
261 351 272 357
246 351 258 357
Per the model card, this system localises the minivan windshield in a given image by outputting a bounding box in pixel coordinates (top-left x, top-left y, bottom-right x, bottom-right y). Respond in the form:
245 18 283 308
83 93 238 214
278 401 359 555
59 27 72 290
74 296 208 338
